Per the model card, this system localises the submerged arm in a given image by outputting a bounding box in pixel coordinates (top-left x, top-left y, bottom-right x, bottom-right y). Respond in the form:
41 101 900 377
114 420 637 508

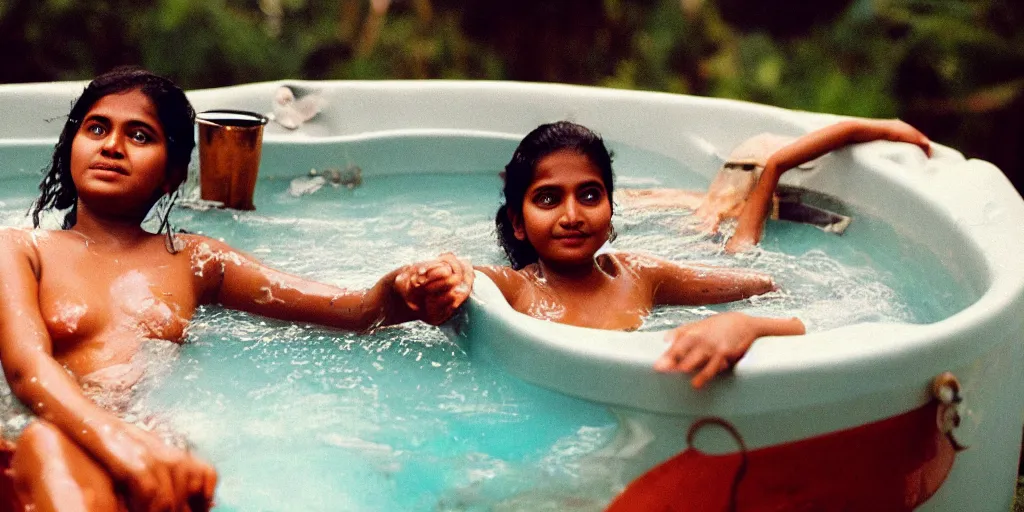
195 237 469 331
727 119 931 252
0 231 215 510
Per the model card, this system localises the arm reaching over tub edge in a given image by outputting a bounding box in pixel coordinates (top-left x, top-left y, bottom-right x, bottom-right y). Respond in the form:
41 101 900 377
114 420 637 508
192 236 473 330
654 312 806 389
726 119 932 252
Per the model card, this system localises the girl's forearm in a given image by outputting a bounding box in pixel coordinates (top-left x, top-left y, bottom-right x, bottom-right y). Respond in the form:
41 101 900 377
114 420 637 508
272 269 414 332
679 266 776 305
347 268 416 331
769 121 871 171
729 125 856 251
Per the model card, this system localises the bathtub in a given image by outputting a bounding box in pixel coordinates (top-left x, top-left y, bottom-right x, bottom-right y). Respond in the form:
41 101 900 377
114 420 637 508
1 79 1022 510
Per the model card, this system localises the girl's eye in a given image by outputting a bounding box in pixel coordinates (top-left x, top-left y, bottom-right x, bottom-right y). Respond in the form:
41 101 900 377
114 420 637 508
578 187 604 205
86 124 106 136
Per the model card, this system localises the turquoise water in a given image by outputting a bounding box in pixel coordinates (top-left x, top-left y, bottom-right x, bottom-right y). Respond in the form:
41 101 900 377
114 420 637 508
0 142 975 510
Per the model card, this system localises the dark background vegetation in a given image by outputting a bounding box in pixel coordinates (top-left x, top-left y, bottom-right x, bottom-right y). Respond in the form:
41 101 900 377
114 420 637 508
0 0 1021 194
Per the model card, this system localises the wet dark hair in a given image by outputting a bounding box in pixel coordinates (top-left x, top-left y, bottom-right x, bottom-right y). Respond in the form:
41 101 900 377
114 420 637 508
31 67 196 229
495 121 615 269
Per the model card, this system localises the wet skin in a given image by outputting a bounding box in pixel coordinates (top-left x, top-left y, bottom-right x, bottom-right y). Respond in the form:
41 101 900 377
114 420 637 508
477 149 803 388
0 90 472 512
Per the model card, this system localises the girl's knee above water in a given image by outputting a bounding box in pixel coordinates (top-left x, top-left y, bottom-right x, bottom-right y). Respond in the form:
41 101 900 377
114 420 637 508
478 120 805 388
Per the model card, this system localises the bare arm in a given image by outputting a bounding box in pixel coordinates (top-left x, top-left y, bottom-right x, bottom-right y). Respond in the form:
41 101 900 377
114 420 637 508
654 312 806 389
726 119 931 252
0 231 215 510
192 237 469 330
618 253 776 306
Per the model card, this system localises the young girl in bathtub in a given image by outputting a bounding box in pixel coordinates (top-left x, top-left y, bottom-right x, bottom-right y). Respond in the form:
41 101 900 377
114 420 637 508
476 120 930 392
0 68 473 512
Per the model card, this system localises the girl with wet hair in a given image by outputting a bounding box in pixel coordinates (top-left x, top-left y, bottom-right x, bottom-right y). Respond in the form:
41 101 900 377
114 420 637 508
479 121 806 389
0 68 473 511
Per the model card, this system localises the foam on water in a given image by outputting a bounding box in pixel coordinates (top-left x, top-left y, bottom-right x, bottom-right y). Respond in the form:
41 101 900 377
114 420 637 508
0 166 973 510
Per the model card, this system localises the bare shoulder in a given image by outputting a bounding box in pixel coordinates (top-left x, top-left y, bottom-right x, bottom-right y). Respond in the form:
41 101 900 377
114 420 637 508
599 251 672 288
0 227 36 256
475 264 530 287
611 251 668 268
172 234 238 279
177 233 232 253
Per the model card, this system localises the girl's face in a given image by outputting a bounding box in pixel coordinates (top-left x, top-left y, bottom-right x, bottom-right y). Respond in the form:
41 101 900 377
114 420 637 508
514 149 612 269
70 89 171 218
